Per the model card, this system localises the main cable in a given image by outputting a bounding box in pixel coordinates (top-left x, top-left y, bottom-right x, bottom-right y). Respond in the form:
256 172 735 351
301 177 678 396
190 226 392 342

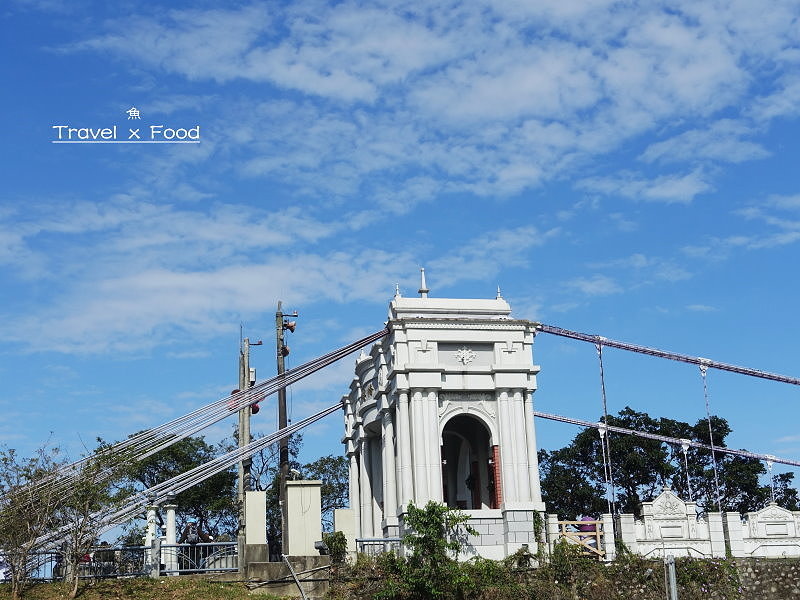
536 324 800 386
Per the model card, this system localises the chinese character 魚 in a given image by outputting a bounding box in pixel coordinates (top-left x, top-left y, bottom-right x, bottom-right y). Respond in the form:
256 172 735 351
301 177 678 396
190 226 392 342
126 107 141 120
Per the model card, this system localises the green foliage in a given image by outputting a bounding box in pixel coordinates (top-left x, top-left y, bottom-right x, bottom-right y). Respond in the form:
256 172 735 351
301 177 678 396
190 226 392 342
398 501 477 598
123 434 237 537
322 530 348 568
0 445 65 600
676 557 742 600
540 406 799 518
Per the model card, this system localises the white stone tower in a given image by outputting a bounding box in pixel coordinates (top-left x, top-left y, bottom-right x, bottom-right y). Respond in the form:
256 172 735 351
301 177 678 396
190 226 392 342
341 271 545 558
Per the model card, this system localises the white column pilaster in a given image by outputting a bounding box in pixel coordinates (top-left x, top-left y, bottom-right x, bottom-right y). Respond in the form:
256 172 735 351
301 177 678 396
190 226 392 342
382 410 398 524
523 390 543 505
512 390 531 502
164 504 178 575
411 390 428 503
371 437 383 535
426 390 443 502
397 391 414 509
497 390 518 503
349 452 361 538
359 437 374 538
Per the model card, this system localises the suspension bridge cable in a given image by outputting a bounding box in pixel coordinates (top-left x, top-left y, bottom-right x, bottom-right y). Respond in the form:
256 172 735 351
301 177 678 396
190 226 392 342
595 341 617 514
4 329 389 518
535 324 800 386
700 365 723 512
533 409 800 468
37 401 345 547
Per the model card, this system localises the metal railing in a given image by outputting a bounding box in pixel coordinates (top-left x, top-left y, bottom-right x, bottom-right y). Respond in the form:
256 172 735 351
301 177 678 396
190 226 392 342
6 542 237 582
160 542 238 574
356 537 401 556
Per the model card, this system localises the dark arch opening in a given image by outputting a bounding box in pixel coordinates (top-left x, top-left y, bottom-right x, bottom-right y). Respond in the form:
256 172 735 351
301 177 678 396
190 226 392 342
441 414 495 510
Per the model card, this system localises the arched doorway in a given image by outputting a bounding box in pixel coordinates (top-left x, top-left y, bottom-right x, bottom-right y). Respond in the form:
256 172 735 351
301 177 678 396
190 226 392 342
441 415 495 510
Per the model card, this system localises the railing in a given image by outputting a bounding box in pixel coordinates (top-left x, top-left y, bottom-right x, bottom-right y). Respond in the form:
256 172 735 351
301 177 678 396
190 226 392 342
160 542 238 574
556 520 605 559
8 542 237 582
356 537 401 556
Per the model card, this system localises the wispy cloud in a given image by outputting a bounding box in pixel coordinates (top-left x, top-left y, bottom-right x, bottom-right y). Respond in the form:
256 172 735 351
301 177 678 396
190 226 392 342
578 170 713 204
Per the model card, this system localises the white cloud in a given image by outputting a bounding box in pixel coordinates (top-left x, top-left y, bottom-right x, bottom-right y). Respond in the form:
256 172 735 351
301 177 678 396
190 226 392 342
579 170 713 204
57 1 800 207
640 120 770 165
686 304 717 313
429 225 559 288
567 274 622 296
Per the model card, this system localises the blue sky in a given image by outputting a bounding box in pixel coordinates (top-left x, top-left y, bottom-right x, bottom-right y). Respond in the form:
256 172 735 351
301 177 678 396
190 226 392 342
2 0 800 489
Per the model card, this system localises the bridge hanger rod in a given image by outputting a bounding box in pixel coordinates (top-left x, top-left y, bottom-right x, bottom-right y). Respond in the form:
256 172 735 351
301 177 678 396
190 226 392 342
535 323 800 386
534 409 800 468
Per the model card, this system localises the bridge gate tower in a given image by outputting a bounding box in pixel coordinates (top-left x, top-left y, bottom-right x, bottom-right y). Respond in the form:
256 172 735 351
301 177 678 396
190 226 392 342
341 275 545 559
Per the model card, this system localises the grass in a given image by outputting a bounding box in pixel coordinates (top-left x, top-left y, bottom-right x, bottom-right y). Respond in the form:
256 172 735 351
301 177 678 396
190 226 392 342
0 578 277 600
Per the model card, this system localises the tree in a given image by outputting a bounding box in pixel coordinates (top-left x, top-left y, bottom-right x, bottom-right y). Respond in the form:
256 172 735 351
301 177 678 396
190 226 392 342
0 446 64 600
56 445 129 599
400 501 477 598
540 406 799 518
123 435 237 538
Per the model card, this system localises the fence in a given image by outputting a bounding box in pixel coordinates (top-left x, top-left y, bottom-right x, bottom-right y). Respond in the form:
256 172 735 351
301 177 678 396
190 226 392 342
556 520 605 559
1 542 237 583
356 537 401 556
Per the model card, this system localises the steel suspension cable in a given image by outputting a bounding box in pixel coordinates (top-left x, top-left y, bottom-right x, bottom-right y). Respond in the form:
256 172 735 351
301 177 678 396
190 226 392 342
5 329 389 519
534 409 800 468
536 324 800 386
37 401 344 546
595 342 617 514
700 365 723 512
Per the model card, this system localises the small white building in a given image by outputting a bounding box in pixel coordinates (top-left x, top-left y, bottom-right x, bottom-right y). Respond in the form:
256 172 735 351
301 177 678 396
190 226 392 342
341 274 545 559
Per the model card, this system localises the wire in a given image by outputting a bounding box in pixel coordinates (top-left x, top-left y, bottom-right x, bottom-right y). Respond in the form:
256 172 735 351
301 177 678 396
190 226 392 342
595 342 617 514
2 328 389 523
700 366 723 512
536 324 800 386
533 409 800 468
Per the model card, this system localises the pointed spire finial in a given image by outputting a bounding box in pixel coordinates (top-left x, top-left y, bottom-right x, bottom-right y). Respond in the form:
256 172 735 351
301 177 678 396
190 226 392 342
496 285 502 299
418 267 429 298
394 283 401 298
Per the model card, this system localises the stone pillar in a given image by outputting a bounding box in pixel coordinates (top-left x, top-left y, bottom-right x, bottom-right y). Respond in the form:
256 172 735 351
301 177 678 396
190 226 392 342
723 512 744 557
708 512 726 558
359 437 374 538
523 391 543 507
397 391 414 510
145 504 159 576
511 390 530 502
164 503 178 575
286 481 322 556
348 451 361 538
334 508 356 556
371 437 383 536
546 513 560 555
615 513 639 555
497 390 518 502
411 390 429 502
426 390 443 502
382 410 398 535
601 513 616 561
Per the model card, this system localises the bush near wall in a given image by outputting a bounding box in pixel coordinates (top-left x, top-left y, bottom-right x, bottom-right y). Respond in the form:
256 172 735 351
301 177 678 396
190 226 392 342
328 549 757 600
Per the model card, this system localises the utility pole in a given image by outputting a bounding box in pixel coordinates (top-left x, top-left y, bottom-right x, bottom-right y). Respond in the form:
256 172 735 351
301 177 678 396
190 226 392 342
275 301 297 556
237 333 261 573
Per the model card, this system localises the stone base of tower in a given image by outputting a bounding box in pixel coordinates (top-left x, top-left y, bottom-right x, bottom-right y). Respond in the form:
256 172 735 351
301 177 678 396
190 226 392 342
397 502 546 561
